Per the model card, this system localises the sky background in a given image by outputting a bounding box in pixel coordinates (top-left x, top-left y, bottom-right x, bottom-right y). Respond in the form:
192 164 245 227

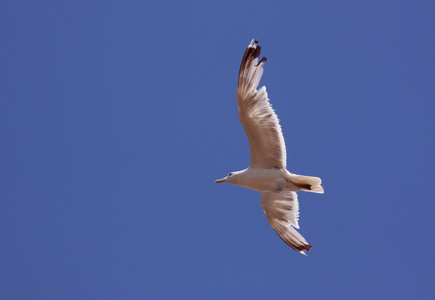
1 1 434 299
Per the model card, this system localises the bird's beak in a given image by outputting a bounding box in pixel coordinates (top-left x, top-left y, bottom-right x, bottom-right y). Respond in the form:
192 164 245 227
215 178 225 183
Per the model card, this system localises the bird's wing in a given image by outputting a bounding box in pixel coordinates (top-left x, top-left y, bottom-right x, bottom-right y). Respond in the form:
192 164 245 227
260 191 312 254
237 39 286 169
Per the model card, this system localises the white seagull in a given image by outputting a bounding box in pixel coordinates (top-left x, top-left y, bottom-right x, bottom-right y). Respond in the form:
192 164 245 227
215 39 324 254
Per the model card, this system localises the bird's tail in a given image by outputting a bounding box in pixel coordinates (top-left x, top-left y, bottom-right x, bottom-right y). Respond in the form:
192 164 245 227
290 174 324 194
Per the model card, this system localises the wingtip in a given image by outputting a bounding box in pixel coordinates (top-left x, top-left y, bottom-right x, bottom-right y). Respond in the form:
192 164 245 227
292 239 313 254
249 39 260 48
247 40 266 64
248 39 255 48
299 244 312 255
256 56 267 66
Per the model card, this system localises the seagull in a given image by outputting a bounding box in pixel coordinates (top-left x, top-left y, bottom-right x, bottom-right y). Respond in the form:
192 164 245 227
215 39 324 255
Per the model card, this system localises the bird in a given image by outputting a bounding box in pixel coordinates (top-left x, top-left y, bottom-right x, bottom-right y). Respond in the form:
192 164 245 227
215 39 324 255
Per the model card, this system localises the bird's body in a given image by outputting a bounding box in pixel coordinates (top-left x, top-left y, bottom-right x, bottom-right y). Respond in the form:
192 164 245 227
215 40 324 254
221 168 322 194
225 168 292 192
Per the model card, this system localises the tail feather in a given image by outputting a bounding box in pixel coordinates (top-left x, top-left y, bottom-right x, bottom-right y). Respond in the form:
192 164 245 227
291 174 324 194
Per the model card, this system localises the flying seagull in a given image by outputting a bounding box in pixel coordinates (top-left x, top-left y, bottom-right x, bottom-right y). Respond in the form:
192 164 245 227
215 39 324 254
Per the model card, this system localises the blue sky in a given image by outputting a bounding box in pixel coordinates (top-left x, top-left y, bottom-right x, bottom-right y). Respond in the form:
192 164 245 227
1 1 434 299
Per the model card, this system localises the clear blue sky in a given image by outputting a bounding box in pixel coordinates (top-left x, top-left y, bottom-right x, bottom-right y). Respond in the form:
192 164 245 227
1 1 434 299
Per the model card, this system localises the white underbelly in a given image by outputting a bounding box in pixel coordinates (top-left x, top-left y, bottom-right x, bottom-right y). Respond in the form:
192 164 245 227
238 168 293 192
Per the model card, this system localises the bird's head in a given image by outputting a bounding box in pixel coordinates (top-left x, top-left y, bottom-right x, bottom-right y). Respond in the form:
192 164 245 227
215 171 240 184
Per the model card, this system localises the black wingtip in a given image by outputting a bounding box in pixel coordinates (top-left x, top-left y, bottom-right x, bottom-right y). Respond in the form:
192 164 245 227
238 39 267 86
253 45 261 58
255 57 267 67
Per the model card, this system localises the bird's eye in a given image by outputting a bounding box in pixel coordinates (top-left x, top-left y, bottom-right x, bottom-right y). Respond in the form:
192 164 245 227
228 173 233 177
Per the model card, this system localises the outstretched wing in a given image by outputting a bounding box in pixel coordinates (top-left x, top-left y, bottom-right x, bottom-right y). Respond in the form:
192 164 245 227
260 191 312 254
237 39 287 169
